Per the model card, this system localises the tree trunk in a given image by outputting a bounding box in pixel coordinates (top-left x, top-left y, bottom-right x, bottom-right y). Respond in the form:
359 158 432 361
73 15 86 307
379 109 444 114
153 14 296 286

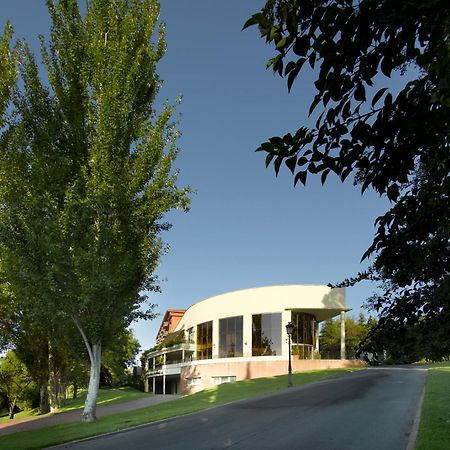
82 342 101 423
8 398 16 420
48 341 59 413
39 384 50 414
59 375 67 406
72 317 102 423
73 381 78 399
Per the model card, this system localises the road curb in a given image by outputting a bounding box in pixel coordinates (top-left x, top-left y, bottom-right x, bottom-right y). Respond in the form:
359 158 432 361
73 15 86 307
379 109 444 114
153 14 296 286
406 378 426 450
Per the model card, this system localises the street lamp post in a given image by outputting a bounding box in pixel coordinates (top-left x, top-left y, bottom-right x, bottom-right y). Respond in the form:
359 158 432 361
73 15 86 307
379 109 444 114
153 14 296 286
286 322 294 388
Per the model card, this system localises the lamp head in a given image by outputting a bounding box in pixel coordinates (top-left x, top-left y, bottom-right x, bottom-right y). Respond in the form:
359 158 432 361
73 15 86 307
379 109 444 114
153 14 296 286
285 322 294 335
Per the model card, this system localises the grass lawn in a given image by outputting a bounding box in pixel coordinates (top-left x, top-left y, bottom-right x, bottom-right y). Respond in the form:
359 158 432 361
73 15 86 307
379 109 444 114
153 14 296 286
0 368 361 450
0 409 41 422
416 361 450 450
0 386 151 422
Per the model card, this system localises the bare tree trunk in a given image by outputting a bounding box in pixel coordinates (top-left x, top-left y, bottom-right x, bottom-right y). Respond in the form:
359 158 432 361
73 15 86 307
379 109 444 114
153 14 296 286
8 398 16 419
48 341 59 413
82 342 101 423
73 381 78 399
72 316 102 423
39 384 50 414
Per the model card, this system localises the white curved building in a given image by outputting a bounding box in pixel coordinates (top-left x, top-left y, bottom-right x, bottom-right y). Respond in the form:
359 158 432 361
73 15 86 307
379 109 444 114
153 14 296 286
144 285 359 395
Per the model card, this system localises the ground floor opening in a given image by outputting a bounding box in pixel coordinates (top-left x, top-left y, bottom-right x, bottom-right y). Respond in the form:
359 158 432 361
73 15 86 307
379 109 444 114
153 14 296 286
149 374 180 395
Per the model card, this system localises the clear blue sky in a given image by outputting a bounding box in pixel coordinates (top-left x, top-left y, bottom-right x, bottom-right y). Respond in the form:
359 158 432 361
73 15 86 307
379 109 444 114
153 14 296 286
2 1 391 354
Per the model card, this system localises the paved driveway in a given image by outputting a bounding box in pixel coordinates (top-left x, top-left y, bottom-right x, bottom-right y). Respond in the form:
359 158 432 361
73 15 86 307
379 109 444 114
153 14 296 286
54 366 427 450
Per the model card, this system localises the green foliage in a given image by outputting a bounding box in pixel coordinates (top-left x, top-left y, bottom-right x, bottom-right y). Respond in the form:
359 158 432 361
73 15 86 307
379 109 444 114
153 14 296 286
0 352 35 419
0 273 19 352
158 331 186 349
362 316 448 363
245 0 450 357
320 314 376 359
128 371 146 392
35 0 189 341
0 27 21 353
140 348 155 367
141 331 186 364
102 329 141 385
0 0 189 419
0 23 16 125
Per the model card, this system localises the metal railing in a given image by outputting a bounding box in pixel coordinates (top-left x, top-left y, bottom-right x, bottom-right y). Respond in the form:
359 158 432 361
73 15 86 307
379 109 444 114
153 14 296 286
291 344 315 360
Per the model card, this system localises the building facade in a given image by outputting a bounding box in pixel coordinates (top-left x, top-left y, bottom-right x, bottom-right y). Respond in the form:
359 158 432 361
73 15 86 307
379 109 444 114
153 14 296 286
144 285 360 395
155 309 186 345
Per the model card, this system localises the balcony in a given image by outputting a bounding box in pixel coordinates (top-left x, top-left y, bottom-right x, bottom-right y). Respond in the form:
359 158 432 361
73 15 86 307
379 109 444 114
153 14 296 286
146 342 195 376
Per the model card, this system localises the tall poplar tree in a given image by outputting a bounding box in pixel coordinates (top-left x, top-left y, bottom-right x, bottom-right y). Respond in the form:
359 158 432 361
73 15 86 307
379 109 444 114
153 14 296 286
0 0 189 423
0 23 15 120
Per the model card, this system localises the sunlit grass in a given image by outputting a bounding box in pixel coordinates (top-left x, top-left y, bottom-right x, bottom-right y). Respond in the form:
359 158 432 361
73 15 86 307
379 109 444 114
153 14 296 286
0 368 361 450
0 387 151 422
58 387 152 412
0 409 41 422
416 361 450 450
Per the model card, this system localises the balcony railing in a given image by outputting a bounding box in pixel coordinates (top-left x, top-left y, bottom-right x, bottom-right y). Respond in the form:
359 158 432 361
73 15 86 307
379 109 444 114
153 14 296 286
146 342 195 358
291 344 315 360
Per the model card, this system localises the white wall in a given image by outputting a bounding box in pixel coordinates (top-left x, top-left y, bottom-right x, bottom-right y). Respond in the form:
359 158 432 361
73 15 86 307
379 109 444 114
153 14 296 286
175 285 347 355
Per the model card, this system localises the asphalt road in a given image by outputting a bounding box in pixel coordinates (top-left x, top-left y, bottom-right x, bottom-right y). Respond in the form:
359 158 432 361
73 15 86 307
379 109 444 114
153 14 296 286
53 366 427 450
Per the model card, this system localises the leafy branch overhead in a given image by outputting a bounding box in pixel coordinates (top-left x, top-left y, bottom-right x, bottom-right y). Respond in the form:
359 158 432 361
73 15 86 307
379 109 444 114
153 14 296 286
244 0 449 196
245 0 450 359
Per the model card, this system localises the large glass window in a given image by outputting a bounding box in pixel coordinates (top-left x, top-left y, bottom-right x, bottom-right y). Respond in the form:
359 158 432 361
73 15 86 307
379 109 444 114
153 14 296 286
291 312 315 345
219 316 243 358
196 321 213 360
252 313 282 356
